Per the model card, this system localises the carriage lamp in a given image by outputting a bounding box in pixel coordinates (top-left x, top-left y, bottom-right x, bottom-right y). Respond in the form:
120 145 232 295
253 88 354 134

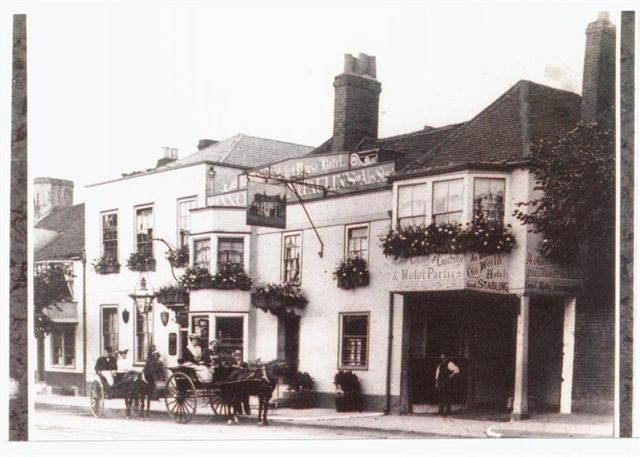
129 276 156 314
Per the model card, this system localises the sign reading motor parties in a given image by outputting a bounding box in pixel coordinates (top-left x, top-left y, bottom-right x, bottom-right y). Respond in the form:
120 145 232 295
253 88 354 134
388 252 510 294
525 251 584 294
389 254 466 292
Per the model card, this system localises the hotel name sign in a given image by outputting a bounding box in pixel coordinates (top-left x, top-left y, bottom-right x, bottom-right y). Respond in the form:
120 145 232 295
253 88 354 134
389 252 510 294
524 251 583 294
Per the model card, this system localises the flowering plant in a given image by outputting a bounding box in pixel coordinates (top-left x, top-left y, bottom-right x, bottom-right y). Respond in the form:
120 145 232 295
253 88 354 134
166 246 189 269
178 266 213 290
251 283 308 317
379 213 516 260
92 256 120 275
155 284 190 306
333 257 370 289
126 251 156 272
212 262 253 291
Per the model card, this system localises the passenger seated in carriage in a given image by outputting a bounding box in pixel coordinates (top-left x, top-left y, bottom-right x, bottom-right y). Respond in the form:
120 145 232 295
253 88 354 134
116 348 133 372
182 334 213 383
95 346 118 388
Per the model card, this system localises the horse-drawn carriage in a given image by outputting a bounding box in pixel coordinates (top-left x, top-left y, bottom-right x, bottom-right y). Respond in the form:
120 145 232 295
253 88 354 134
90 358 284 425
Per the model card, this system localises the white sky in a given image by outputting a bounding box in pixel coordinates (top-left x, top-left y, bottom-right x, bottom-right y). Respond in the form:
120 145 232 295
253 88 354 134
0 1 627 204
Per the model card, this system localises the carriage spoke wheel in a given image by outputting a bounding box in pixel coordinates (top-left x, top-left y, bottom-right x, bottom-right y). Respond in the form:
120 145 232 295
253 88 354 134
90 380 105 418
165 373 197 424
209 389 228 416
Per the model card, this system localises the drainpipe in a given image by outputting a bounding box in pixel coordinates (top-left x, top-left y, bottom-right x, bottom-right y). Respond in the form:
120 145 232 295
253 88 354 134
385 293 394 414
82 249 87 396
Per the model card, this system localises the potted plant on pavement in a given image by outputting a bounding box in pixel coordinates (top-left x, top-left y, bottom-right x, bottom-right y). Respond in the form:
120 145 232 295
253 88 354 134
334 370 363 412
283 370 316 409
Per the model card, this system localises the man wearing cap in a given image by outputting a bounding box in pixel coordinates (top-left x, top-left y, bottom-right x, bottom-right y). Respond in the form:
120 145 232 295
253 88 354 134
202 339 221 369
95 346 118 389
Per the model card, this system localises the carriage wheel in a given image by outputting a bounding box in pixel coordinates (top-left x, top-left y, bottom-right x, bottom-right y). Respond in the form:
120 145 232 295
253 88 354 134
165 372 197 424
209 389 228 416
90 380 105 418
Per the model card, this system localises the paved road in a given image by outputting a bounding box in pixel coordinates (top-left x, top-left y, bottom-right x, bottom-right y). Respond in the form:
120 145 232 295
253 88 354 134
32 409 434 440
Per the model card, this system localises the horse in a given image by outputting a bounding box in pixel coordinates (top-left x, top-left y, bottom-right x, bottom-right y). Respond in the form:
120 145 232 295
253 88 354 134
223 360 287 426
118 349 165 419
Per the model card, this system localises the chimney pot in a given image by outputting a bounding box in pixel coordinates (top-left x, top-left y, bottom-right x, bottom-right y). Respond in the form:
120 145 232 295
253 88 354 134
597 11 609 21
356 53 369 75
344 54 357 73
198 139 218 150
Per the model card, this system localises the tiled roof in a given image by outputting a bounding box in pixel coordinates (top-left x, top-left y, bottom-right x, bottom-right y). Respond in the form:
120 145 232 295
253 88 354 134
35 203 85 261
162 134 314 170
400 80 581 174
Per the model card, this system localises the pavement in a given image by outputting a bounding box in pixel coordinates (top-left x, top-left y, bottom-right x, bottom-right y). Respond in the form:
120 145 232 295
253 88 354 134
34 392 614 439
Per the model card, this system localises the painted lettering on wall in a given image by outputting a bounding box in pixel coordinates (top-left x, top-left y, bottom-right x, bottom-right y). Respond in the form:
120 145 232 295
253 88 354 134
256 153 350 180
525 251 583 293
466 253 509 293
207 190 247 207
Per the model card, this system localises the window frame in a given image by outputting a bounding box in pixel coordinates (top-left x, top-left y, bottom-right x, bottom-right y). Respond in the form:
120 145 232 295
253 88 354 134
431 178 464 224
192 237 212 271
100 210 119 261
281 231 303 285
100 305 119 357
337 311 370 371
134 204 155 259
472 177 506 223
344 223 370 262
50 325 76 368
397 183 427 227
177 196 197 249
133 307 153 365
216 237 245 271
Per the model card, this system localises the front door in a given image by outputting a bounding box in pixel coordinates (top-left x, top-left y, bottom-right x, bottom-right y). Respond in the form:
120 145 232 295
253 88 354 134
278 316 300 372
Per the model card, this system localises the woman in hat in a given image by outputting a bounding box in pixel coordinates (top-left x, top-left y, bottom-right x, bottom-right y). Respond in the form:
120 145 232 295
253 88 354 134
116 348 133 373
183 334 212 383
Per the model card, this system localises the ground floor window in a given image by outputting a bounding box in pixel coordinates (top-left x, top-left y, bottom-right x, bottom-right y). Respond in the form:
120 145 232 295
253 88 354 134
339 313 369 370
135 309 153 364
216 316 244 363
101 306 118 354
51 325 76 367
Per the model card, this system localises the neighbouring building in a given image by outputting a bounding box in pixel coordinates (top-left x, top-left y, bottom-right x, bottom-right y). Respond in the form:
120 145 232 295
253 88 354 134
76 14 614 419
34 178 86 395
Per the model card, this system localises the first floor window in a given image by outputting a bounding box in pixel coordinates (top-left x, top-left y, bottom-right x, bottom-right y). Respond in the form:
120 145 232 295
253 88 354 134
217 238 244 269
346 225 368 260
283 233 301 284
102 306 118 354
339 313 369 369
135 309 153 364
177 198 196 248
397 183 426 227
473 178 505 222
51 326 76 367
194 239 211 270
135 206 154 257
102 212 118 260
432 178 463 224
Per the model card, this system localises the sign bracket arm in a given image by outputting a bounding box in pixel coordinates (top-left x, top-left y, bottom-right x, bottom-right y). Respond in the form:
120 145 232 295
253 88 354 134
285 182 325 258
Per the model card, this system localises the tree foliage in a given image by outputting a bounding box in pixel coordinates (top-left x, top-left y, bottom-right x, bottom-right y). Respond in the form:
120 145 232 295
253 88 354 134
513 122 615 264
34 263 73 337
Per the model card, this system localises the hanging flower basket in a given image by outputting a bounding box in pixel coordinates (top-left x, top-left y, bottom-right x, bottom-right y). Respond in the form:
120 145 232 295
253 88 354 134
251 283 308 318
92 256 120 275
126 251 156 272
166 246 189 269
379 212 516 260
333 257 370 290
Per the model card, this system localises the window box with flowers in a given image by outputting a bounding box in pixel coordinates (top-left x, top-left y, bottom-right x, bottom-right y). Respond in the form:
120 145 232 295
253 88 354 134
333 257 370 289
178 265 253 291
379 212 516 260
251 283 308 318
92 256 120 275
126 251 156 272
155 284 190 307
166 246 189 269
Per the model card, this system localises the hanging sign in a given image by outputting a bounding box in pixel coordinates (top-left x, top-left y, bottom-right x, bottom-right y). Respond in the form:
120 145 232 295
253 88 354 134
246 181 288 228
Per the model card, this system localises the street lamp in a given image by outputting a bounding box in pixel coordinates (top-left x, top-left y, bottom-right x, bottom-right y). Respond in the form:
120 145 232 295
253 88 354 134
129 276 156 314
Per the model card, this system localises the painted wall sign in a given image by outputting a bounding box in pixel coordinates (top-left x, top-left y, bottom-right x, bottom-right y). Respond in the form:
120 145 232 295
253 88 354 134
255 153 350 180
524 251 584 294
389 252 510 294
207 190 247 207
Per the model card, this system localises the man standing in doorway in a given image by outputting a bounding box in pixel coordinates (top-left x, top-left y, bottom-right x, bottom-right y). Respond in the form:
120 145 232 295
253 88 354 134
435 354 460 416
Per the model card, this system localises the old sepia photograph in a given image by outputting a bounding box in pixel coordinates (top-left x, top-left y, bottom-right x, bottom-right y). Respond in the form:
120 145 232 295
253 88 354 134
1 0 637 454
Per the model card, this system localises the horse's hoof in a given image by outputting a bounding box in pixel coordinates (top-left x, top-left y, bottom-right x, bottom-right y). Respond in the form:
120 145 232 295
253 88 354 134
257 421 264 427
233 417 239 424
227 419 234 425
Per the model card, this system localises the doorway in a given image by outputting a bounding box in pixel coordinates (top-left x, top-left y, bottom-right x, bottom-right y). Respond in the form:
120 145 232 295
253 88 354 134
278 316 300 372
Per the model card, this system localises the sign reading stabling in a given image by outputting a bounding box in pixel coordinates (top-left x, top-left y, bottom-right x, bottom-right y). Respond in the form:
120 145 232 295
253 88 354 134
246 181 287 228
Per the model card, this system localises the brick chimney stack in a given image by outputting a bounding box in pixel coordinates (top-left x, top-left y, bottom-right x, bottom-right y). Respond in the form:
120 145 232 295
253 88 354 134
581 12 615 126
332 53 381 152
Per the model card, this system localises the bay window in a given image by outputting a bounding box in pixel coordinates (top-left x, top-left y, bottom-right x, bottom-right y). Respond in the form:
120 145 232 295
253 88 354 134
194 239 211 270
217 238 244 269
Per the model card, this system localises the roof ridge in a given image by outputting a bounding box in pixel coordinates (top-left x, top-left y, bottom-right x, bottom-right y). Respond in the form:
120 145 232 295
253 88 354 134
233 133 314 149
406 81 526 170
379 123 464 142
